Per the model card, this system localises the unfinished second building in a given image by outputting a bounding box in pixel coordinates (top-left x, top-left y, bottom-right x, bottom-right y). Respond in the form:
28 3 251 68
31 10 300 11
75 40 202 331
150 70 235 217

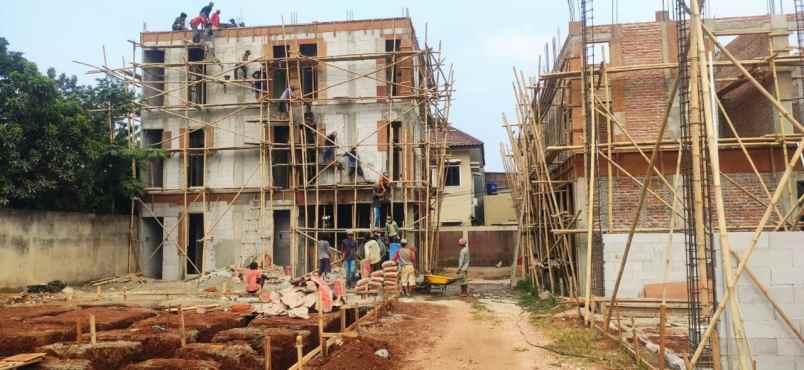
508 9 804 368
133 17 450 280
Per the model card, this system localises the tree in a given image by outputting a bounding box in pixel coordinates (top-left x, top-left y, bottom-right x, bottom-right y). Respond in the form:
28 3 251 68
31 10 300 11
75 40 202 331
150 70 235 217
0 37 160 213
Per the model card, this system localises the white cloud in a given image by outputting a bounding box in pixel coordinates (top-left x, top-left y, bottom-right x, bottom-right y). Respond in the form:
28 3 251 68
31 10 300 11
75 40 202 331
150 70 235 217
478 27 554 76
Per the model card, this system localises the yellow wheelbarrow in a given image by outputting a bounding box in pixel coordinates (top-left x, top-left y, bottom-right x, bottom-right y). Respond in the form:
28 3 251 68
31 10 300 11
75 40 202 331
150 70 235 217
420 274 460 296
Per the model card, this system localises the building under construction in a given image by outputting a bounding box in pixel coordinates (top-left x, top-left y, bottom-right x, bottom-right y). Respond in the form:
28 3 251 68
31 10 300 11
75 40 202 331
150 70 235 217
110 17 453 280
505 2 804 369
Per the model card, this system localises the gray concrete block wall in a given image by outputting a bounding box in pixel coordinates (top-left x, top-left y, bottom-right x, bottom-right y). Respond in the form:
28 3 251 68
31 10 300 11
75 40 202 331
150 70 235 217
715 232 804 370
0 209 130 289
602 233 687 298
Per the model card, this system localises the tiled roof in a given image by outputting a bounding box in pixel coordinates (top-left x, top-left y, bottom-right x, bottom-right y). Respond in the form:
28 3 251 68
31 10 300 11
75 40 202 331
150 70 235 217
446 127 483 147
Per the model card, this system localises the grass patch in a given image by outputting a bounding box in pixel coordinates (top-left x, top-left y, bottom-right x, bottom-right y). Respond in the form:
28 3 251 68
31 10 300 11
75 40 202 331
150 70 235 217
469 299 501 326
514 277 645 369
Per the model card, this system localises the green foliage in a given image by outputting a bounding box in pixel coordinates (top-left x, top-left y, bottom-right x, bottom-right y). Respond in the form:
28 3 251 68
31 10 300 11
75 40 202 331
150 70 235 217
0 37 156 213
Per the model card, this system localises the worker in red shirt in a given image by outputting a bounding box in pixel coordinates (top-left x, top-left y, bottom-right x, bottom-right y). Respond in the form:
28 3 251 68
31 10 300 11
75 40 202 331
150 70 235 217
190 15 206 43
210 10 222 29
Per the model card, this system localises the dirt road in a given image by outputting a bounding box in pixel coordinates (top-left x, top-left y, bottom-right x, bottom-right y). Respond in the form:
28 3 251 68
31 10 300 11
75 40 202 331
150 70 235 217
403 296 560 369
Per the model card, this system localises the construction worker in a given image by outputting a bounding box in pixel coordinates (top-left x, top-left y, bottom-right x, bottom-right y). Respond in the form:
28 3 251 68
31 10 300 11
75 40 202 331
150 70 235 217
394 239 416 296
372 175 389 227
320 132 337 165
241 261 268 296
457 238 470 296
384 216 399 242
199 2 214 18
341 230 358 287
343 147 366 182
210 10 222 29
363 234 381 272
172 13 188 31
278 86 294 113
317 237 332 278
190 15 206 43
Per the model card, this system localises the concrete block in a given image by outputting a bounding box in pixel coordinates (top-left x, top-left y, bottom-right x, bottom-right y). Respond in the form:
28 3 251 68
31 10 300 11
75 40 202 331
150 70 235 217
754 355 795 370
739 284 766 304
771 267 804 286
779 339 804 356
741 303 776 320
768 285 797 305
749 338 779 355
780 304 804 319
737 267 771 286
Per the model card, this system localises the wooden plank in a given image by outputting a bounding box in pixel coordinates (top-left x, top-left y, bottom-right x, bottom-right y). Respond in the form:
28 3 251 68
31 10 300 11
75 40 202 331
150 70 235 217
0 353 46 370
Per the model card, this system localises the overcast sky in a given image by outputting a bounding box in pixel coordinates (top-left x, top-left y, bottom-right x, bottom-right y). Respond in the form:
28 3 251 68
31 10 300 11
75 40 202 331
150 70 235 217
2 0 791 170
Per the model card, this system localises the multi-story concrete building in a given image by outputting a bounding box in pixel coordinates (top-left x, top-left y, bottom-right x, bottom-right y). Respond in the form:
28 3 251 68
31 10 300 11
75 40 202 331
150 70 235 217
134 17 450 280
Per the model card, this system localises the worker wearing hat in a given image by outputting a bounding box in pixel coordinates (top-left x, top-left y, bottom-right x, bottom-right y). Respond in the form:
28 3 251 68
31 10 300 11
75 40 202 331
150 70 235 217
457 238 470 296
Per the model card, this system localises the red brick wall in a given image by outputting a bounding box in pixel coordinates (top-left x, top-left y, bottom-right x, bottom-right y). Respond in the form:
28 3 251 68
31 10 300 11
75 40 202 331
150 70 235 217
601 172 783 230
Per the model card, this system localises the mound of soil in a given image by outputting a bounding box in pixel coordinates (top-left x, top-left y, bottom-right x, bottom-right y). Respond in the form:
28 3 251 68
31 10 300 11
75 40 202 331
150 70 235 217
123 358 221 370
312 337 394 370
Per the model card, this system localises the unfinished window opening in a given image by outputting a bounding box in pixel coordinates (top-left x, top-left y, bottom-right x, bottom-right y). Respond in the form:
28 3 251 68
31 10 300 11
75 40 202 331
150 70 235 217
141 217 163 279
143 50 165 107
356 204 371 229
187 213 204 275
272 126 290 188
187 129 205 187
388 121 402 180
472 171 485 226
187 47 207 105
273 210 291 267
584 41 610 65
798 181 804 223
385 39 402 96
271 67 288 100
273 45 289 59
142 129 164 187
300 44 318 99
444 160 461 187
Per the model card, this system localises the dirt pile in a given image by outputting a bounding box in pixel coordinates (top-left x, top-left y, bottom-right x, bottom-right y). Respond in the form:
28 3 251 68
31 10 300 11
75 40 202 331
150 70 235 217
311 337 393 370
123 358 221 370
175 343 263 370
38 341 143 369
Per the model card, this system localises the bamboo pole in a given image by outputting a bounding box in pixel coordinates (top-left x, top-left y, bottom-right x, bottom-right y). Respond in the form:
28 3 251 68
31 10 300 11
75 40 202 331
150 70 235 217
603 75 680 328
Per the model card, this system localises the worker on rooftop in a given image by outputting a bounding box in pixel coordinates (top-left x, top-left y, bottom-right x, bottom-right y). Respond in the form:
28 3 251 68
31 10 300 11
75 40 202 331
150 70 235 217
210 10 222 29
457 238 470 297
172 12 188 31
199 2 214 18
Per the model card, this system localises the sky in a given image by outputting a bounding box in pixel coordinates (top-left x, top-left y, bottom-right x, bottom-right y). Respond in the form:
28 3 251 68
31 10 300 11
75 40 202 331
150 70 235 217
2 0 793 170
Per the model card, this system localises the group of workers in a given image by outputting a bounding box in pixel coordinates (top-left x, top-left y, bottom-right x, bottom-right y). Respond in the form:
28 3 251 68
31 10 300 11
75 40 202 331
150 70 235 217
171 2 245 43
315 226 470 297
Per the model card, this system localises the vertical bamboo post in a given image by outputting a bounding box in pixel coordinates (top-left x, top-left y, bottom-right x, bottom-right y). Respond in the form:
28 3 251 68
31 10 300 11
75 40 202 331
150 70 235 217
96 286 101 299
89 315 97 345
264 333 272 370
659 304 667 370
179 305 186 347
123 287 127 301
631 317 639 364
75 319 82 343
295 334 304 370
318 292 327 357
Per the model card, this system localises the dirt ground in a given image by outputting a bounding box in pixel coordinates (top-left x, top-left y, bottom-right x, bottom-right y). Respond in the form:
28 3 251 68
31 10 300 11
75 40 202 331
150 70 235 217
314 280 636 370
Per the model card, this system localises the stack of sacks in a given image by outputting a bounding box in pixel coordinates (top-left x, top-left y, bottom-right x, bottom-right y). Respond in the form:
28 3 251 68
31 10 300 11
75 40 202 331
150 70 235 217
354 278 377 294
381 261 399 296
369 271 385 292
